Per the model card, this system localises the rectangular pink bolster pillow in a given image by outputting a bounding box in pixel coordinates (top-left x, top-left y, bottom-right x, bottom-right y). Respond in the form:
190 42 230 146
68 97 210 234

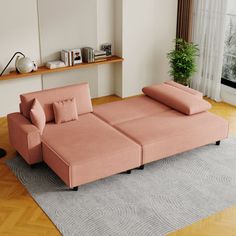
142 84 211 115
165 80 203 98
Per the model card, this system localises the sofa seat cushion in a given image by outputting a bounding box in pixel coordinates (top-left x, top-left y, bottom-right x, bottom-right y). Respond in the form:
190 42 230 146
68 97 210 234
115 110 229 164
42 113 141 187
93 96 171 125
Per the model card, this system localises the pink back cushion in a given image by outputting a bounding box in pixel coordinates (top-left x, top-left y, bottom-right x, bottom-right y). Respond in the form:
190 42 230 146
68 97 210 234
20 83 93 122
53 98 78 124
165 80 203 98
142 84 211 115
30 99 46 134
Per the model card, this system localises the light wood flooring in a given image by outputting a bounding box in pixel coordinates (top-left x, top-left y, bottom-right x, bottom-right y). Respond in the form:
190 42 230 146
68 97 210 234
0 95 236 236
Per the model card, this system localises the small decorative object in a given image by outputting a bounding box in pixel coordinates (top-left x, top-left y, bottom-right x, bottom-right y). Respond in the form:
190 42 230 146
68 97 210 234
0 51 36 76
101 43 112 56
15 56 35 74
71 49 83 65
46 60 66 69
0 52 28 76
0 148 6 158
167 38 199 86
33 62 38 71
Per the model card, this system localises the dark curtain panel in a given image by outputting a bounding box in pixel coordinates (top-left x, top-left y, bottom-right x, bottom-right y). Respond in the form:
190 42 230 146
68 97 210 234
176 0 193 42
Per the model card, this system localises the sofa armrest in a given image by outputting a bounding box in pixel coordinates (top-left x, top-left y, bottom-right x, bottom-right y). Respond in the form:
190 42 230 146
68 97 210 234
7 112 43 165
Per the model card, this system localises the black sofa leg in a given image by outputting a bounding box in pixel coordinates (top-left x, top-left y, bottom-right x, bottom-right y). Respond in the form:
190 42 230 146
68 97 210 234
216 141 221 146
30 164 37 169
126 170 132 174
138 165 145 170
0 148 6 158
72 186 78 191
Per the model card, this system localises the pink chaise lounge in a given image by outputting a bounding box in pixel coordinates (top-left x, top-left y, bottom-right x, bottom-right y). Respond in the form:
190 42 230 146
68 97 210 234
7 81 229 190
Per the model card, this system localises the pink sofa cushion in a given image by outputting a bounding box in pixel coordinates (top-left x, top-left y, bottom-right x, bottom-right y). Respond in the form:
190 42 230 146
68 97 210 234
142 84 211 115
115 110 229 164
30 99 46 134
53 97 78 124
165 80 203 98
42 113 141 187
93 96 171 125
20 83 93 122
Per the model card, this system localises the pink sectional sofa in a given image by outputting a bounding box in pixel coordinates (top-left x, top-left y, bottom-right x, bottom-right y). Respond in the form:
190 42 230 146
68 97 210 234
7 81 229 191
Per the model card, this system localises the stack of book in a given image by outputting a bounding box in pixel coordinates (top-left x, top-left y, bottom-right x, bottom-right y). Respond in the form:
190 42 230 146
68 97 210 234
82 48 109 63
82 47 94 63
94 50 107 62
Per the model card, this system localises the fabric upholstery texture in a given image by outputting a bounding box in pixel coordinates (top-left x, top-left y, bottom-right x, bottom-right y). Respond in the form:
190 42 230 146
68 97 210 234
7 112 42 164
53 97 78 124
42 113 141 187
93 96 171 125
115 110 229 164
20 83 92 122
30 99 46 134
8 82 229 188
19 103 23 113
142 84 211 115
165 80 203 98
6 138 236 236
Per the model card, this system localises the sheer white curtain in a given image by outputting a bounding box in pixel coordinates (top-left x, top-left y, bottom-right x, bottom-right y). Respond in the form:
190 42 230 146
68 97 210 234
191 0 228 101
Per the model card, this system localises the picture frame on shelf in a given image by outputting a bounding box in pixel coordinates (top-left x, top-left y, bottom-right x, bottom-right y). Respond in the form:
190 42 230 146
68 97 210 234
101 43 112 57
71 49 83 65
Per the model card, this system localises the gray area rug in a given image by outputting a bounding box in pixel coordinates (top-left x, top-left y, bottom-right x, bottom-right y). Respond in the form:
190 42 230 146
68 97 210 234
6 138 236 236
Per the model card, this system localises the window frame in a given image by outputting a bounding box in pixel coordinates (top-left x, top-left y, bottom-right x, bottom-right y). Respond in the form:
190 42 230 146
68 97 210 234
221 78 236 88
221 12 236 88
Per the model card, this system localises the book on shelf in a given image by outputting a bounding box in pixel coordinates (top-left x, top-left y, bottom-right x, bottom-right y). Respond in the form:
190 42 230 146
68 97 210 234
94 50 110 62
94 55 109 60
82 47 95 63
61 50 72 66
94 50 106 57
61 49 83 66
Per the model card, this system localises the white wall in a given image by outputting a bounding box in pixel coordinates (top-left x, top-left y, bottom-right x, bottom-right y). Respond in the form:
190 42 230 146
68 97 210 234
0 0 41 116
114 0 123 97
0 0 116 116
97 0 116 97
0 0 178 116
37 0 99 98
120 0 178 97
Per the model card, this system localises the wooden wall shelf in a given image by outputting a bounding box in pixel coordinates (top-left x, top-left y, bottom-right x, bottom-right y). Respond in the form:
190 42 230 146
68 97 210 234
0 56 123 81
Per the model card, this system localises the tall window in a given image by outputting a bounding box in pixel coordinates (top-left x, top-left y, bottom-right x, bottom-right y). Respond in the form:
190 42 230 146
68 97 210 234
222 0 236 88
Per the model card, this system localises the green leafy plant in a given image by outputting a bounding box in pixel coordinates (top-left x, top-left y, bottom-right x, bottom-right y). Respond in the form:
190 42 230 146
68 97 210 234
167 38 199 86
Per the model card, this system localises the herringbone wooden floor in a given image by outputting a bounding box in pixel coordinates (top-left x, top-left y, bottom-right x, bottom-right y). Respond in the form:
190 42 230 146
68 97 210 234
0 95 236 236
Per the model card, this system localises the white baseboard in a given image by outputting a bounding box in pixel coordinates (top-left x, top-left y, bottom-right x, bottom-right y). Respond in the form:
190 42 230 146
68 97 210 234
221 84 236 106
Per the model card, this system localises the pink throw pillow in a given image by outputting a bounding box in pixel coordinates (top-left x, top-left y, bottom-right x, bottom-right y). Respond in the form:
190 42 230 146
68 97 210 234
30 99 46 134
53 98 78 124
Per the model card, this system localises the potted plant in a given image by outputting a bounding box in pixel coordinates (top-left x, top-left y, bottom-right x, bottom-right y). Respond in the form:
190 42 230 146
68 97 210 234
167 38 199 86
